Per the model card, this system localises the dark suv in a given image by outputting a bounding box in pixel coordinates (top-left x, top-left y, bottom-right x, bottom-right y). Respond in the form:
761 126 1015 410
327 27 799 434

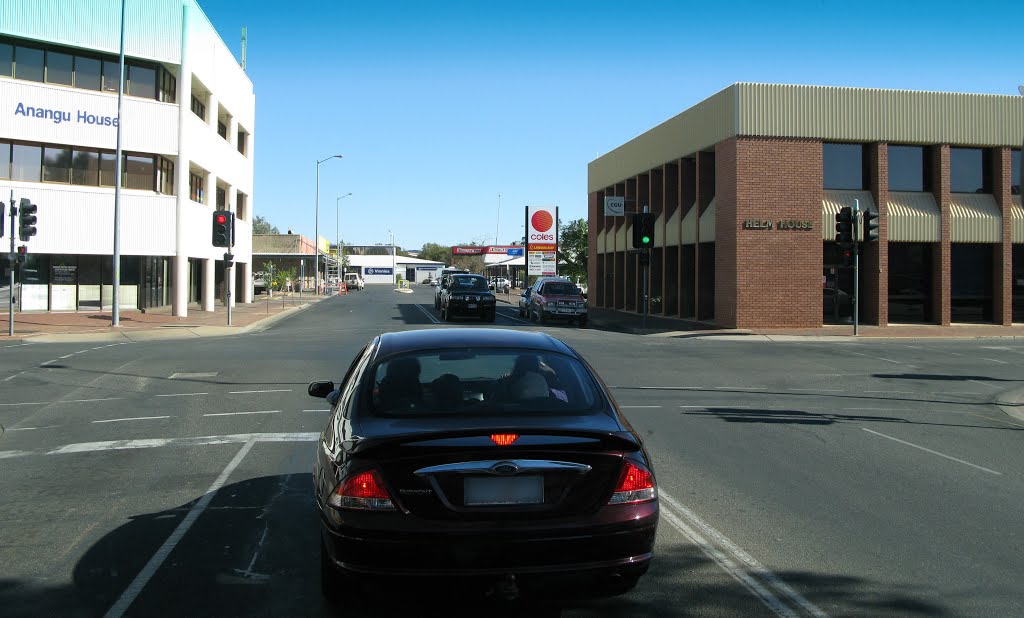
439 274 496 322
528 278 588 327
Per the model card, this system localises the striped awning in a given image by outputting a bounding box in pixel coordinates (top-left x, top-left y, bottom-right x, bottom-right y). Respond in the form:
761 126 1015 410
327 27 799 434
821 190 876 241
950 193 1002 243
1012 196 1022 243
698 198 716 243
887 192 940 242
681 203 697 245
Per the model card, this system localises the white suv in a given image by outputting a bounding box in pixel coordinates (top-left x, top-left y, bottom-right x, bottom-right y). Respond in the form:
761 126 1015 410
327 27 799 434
343 273 365 291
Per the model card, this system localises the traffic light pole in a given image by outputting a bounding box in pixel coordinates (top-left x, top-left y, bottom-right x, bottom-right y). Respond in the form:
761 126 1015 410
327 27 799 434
7 190 15 336
225 252 234 327
853 199 860 337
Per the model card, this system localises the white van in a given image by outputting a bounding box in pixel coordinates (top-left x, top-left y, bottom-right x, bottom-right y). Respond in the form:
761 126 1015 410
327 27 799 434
343 273 365 291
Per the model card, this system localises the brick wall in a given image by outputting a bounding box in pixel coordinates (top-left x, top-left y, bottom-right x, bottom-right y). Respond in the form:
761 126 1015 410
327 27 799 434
722 137 823 328
866 143 889 325
991 147 1013 326
931 145 951 325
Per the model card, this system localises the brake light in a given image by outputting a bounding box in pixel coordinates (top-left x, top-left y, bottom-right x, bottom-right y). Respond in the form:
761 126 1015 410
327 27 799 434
608 461 656 505
490 433 519 446
328 469 396 510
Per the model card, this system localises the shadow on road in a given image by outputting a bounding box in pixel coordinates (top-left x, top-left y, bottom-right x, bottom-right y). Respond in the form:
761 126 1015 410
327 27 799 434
873 373 1020 383
0 474 952 617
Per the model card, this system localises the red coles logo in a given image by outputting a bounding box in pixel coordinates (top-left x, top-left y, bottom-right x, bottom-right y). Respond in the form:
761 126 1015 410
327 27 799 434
531 210 553 232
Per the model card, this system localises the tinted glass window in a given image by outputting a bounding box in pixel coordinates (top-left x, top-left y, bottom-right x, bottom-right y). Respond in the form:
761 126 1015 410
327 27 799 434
543 282 578 295
11 144 41 181
367 349 601 417
128 65 156 98
451 276 488 291
888 145 929 192
823 143 865 190
0 43 14 77
45 51 73 85
237 130 246 155
950 147 988 193
124 154 154 190
102 60 121 92
75 56 101 90
15 46 44 81
72 149 99 186
42 146 72 183
1012 150 1020 196
218 121 227 139
0 141 10 179
99 152 117 186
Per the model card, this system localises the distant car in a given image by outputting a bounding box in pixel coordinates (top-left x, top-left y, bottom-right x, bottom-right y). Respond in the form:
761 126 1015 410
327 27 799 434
310 328 658 603
528 277 588 327
440 274 496 322
343 273 365 291
489 277 512 293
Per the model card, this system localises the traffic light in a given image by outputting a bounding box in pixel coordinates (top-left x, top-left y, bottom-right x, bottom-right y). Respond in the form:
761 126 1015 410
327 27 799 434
834 206 853 245
632 212 655 249
841 247 854 268
223 252 234 269
212 210 233 247
863 209 879 242
18 199 37 241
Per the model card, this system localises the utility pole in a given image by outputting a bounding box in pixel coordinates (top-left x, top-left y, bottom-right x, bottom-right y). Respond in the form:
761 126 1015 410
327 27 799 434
853 199 860 336
7 190 15 336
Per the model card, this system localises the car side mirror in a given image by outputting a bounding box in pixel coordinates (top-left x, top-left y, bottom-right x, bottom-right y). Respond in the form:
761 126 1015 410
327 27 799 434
308 380 335 398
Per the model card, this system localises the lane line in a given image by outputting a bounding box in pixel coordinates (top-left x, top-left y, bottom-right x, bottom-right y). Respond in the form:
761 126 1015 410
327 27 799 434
0 401 48 407
610 386 704 390
203 410 280 417
0 343 30 349
496 309 533 325
413 303 442 324
660 490 828 618
8 427 37 431
620 405 662 409
3 371 27 382
969 379 999 389
59 354 73 359
61 397 124 404
713 386 767 391
303 409 330 412
680 404 753 409
788 388 842 392
228 389 292 394
843 407 904 411
92 416 170 424
980 358 1008 365
47 432 319 456
862 428 1001 475
865 390 914 394
104 439 257 618
156 392 209 398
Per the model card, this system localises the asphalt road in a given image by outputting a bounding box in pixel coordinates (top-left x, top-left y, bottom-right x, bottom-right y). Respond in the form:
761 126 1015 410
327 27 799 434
2 284 1023 616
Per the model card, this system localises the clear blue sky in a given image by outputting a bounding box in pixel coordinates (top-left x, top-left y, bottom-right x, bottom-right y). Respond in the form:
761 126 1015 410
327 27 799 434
196 0 1023 251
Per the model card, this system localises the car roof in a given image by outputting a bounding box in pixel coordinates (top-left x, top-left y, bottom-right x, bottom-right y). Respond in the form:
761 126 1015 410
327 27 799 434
376 328 574 358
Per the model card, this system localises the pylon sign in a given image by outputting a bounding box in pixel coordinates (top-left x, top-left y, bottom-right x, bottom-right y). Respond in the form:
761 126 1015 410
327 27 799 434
526 205 557 277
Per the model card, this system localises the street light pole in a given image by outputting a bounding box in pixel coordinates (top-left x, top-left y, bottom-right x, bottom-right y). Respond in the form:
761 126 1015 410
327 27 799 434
389 229 396 284
496 194 501 245
336 192 352 276
315 155 343 296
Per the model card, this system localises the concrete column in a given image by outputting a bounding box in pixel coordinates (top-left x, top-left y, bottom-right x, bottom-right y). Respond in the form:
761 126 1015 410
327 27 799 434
229 115 238 151
931 145 951 326
866 143 890 326
992 147 1014 325
241 261 253 304
202 257 215 311
207 91 219 132
171 2 192 318
207 171 218 208
587 191 598 309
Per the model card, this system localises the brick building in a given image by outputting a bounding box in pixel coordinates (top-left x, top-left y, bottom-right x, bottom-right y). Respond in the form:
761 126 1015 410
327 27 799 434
587 83 1024 328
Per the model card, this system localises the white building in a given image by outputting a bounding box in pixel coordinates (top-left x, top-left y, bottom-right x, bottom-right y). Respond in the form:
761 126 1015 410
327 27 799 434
339 245 444 285
0 0 254 315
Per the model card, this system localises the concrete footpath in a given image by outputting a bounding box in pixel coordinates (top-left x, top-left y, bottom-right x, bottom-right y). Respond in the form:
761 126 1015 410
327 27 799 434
0 293 320 343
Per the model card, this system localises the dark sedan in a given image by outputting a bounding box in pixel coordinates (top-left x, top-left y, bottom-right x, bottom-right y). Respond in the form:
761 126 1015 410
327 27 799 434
440 274 496 322
310 328 658 603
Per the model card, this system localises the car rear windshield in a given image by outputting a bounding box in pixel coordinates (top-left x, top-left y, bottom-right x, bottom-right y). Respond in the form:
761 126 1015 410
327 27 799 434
366 348 604 417
542 282 578 295
451 277 488 291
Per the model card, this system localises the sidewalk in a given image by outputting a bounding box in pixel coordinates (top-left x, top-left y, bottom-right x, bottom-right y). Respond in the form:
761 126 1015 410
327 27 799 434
1 293 322 343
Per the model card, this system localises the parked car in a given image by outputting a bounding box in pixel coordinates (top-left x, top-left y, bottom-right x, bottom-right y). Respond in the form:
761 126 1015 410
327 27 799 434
310 328 658 603
489 277 512 293
439 274 496 322
343 273 365 291
527 277 588 327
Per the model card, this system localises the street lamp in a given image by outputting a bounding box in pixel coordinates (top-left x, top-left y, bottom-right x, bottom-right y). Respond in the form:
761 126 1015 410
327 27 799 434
315 154 343 295
336 193 352 276
388 229 396 284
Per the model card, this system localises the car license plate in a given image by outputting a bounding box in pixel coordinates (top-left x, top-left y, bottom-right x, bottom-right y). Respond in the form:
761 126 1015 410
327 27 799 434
467 303 477 309
464 476 543 505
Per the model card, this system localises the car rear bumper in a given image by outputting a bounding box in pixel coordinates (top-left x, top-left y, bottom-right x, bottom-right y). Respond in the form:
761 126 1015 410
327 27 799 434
321 510 657 577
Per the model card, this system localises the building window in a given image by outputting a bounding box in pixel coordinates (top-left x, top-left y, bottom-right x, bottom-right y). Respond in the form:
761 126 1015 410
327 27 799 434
42 146 72 183
127 64 156 99
72 149 100 186
216 187 226 209
124 154 155 190
237 129 247 156
14 45 44 82
237 192 247 220
0 141 11 179
159 68 177 103
45 51 73 85
158 157 175 195
189 172 205 203
1007 150 1015 195
99 152 117 186
11 144 41 182
217 121 228 140
75 56 101 90
823 143 866 190
191 95 206 121
888 145 931 192
0 43 12 76
102 60 121 92
950 147 990 194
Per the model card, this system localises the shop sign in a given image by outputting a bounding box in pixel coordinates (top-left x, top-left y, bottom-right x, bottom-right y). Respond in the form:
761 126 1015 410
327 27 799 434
365 267 393 276
742 219 813 231
52 264 77 284
15 102 119 127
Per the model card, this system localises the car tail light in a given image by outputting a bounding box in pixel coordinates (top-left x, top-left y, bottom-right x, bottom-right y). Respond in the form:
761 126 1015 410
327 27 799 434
328 469 396 510
490 433 519 446
608 461 657 505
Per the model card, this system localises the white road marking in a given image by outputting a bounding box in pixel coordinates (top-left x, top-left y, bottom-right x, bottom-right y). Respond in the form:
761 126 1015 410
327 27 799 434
203 410 280 417
40 360 55 366
659 491 828 618
968 380 998 389
104 439 257 618
303 409 330 412
59 354 74 359
169 372 219 379
680 404 753 409
0 343 30 349
862 428 1001 475
61 397 124 403
47 432 319 456
980 358 1008 365
620 405 662 409
92 416 170 424
788 388 842 392
7 427 37 431
156 392 209 398
610 385 703 390
865 390 913 394
496 309 533 325
0 450 34 459
413 303 442 324
714 386 767 391
843 407 903 411
0 401 48 407
3 371 27 382
228 389 292 394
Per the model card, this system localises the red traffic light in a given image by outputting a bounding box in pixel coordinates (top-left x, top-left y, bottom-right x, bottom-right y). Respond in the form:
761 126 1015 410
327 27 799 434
215 213 228 224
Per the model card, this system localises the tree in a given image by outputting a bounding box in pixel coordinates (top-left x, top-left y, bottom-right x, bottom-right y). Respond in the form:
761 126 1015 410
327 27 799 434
419 242 451 264
252 215 279 235
557 218 588 284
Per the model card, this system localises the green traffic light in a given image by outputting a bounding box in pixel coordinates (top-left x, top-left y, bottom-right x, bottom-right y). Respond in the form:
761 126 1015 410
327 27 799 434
642 236 650 244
